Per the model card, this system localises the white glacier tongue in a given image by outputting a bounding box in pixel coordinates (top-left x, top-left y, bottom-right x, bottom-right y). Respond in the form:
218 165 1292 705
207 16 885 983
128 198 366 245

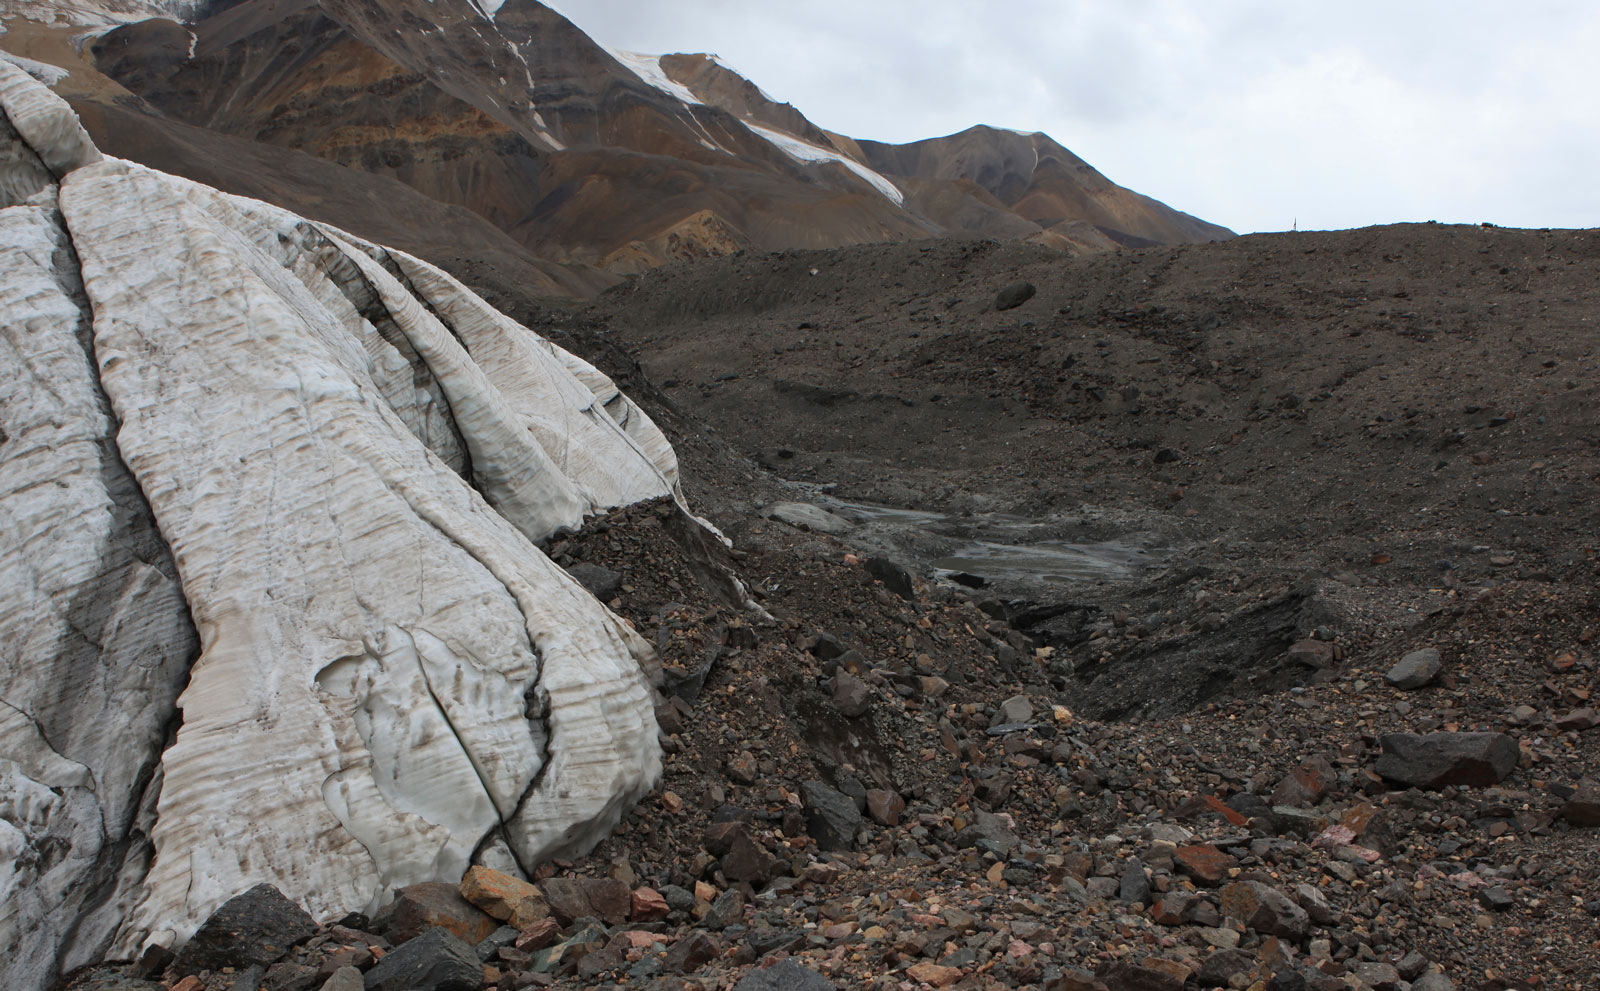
0 60 672 989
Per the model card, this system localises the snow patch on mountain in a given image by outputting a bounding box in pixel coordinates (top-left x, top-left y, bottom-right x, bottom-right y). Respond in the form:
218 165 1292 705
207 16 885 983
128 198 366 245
746 122 904 205
605 46 701 106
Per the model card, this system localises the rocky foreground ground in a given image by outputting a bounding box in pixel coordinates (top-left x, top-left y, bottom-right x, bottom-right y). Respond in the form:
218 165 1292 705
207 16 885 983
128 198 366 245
67 224 1600 991
67 496 1599 991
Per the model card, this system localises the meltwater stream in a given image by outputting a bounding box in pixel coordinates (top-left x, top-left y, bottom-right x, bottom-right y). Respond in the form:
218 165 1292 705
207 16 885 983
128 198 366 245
811 497 1167 587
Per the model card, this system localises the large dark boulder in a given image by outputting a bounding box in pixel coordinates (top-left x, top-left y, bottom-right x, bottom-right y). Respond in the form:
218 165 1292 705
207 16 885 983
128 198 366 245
1375 732 1519 789
362 926 480 991
800 780 862 851
173 883 317 976
733 958 838 990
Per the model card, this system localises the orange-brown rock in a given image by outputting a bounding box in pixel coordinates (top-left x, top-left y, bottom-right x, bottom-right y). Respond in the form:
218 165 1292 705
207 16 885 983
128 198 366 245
629 887 671 923
459 866 546 924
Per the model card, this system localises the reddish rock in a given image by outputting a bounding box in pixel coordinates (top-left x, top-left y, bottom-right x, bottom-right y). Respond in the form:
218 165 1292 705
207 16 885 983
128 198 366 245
1150 894 1193 926
537 878 594 927
630 886 671 922
1203 794 1250 827
1174 844 1238 887
866 788 906 826
581 877 632 926
514 917 562 951
907 960 964 987
1555 708 1599 732
1271 756 1336 807
1098 957 1185 991
379 882 498 946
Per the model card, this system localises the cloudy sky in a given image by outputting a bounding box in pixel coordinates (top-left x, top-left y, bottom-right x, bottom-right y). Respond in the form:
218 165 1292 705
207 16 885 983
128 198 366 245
545 1 1600 235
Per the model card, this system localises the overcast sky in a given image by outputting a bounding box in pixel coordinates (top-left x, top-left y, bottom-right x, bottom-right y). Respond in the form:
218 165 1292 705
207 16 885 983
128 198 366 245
544 1 1600 235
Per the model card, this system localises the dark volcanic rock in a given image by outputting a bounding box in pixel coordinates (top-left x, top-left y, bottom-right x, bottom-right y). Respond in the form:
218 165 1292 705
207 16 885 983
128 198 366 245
1564 780 1600 826
173 883 316 976
1375 732 1519 788
1196 948 1254 987
565 562 623 600
361 926 480 991
864 556 916 600
537 877 595 927
1119 858 1150 904
664 931 721 973
801 780 863 850
1099 957 1185 991
732 958 837 990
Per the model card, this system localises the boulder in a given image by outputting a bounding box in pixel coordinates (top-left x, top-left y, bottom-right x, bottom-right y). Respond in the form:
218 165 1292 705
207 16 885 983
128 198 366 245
361 927 480 991
831 671 873 718
1374 732 1519 788
173 884 317 976
1271 755 1336 807
864 557 916 600
865 788 905 826
801 780 862 851
1173 844 1238 887
1563 779 1600 826
995 281 1037 311
732 958 836 990
564 563 623 600
1219 881 1310 939
458 866 543 924
1384 648 1442 689
378 883 498 946
663 931 720 973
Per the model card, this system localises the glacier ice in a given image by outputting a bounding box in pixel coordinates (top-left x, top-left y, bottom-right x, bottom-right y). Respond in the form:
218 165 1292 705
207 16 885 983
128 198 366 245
0 60 670 991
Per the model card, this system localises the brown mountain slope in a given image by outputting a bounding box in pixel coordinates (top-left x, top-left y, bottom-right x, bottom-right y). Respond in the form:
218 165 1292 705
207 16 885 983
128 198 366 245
11 0 1229 282
858 125 1234 246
